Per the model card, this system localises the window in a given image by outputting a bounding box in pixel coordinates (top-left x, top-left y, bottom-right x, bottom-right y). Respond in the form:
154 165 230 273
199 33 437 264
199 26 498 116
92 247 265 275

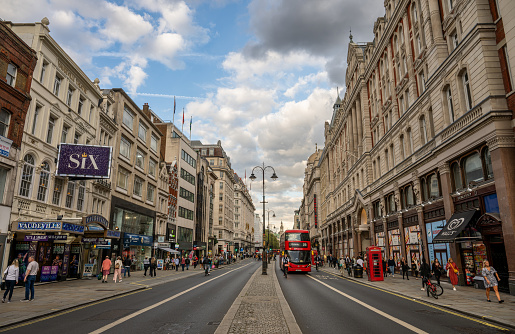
78 97 85 115
400 135 405 160
201 149 207 156
150 134 158 152
404 89 409 110
181 149 196 168
61 125 69 143
390 144 395 166
19 154 35 197
220 182 223 189
420 115 428 144
417 35 422 55
52 178 63 205
385 115 389 132
385 149 390 170
6 63 16 87
179 187 195 202
0 109 11 137
120 137 131 159
446 88 455 123
89 106 94 123
219 217 223 225
123 107 134 129
401 184 415 209
37 161 50 202
373 200 381 218
65 181 75 208
448 0 454 12
399 96 404 114
117 168 129 189
39 61 47 83
209 159 214 166
66 87 74 107
407 128 413 155
77 181 85 211
136 149 145 169
428 174 440 198
419 72 425 92
178 206 194 220
74 132 80 144
147 184 155 203
483 147 493 179
462 71 473 110
180 168 195 185
209 148 214 156
133 177 143 197
32 105 41 135
138 122 147 141
149 159 156 177
386 193 396 213
218 230 223 239
451 32 458 50
46 116 55 144
452 162 463 190
463 153 483 184
53 75 62 96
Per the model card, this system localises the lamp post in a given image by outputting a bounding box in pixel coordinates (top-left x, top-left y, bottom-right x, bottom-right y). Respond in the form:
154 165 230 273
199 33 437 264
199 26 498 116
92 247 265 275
265 209 276 264
250 162 278 275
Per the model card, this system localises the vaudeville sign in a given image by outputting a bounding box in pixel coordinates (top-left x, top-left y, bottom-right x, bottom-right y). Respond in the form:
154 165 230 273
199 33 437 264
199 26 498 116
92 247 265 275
56 144 112 179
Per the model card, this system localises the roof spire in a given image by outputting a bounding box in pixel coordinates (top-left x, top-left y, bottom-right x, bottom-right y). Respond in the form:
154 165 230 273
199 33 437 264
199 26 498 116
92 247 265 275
349 28 353 43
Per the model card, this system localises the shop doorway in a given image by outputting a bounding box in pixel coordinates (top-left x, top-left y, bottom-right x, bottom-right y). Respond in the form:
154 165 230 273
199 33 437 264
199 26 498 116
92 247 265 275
489 239 509 292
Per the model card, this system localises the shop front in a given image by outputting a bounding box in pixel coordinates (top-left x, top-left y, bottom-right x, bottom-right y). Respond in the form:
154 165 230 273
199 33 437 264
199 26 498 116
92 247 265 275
123 233 153 271
9 221 85 282
387 228 401 264
425 219 451 270
403 225 421 267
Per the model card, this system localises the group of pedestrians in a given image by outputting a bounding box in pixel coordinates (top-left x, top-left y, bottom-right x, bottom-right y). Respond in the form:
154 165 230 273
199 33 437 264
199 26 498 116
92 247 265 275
2 256 38 303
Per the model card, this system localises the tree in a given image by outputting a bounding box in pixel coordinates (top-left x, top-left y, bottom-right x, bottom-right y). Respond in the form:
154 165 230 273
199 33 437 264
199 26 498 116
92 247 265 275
265 229 280 250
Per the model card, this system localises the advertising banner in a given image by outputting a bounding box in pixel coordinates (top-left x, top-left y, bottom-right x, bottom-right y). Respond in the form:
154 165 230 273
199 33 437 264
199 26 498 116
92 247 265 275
24 235 67 242
0 135 12 158
56 144 112 179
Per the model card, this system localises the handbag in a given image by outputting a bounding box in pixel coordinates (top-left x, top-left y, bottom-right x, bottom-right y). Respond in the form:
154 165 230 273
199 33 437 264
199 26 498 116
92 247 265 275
115 263 120 269
2 266 9 281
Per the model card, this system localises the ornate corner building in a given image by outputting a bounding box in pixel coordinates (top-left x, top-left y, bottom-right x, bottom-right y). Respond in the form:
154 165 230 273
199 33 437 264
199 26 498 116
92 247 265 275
302 0 515 295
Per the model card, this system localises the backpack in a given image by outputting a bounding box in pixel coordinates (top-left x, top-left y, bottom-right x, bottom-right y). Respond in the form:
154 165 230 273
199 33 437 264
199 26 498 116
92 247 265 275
115 262 120 269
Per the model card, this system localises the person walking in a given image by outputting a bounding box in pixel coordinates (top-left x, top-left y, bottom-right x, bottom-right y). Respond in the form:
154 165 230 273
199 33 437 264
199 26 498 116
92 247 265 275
420 258 431 291
185 257 190 270
387 256 396 277
181 257 186 271
446 258 459 290
193 256 198 269
21 256 39 302
382 258 388 278
174 257 179 271
143 257 150 276
431 259 442 285
123 256 132 278
150 257 157 277
314 254 321 272
101 256 111 283
2 259 19 303
401 257 410 280
113 256 123 283
412 259 420 279
482 260 504 303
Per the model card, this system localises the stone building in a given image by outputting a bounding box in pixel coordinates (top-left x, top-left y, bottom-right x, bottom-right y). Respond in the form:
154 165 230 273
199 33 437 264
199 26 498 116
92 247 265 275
0 20 37 263
233 173 255 253
303 148 322 249
304 0 515 294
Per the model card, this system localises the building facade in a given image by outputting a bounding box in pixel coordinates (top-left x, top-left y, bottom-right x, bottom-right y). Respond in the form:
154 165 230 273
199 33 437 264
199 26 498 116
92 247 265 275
233 174 255 253
303 0 515 294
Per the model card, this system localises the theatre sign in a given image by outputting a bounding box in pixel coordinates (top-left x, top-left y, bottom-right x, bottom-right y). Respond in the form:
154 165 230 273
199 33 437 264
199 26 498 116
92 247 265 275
56 144 112 179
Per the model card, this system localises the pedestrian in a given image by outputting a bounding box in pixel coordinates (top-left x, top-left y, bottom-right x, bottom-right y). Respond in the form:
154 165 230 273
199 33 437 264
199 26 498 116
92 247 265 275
150 257 157 277
387 256 396 277
123 256 132 278
339 257 345 276
323 254 327 266
420 258 431 291
174 257 179 271
382 258 387 278
482 260 504 303
21 256 39 302
143 257 150 276
193 256 198 269
356 256 364 268
446 257 459 290
333 256 338 270
412 259 420 279
181 257 186 271
2 259 19 303
185 257 190 270
431 259 442 285
314 254 321 272
113 256 123 283
101 256 111 283
165 256 170 270
401 257 410 280
282 253 290 278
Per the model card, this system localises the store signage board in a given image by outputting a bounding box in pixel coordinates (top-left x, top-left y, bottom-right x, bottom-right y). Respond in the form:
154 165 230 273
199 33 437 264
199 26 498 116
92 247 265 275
0 135 12 158
24 235 67 242
123 233 153 246
84 215 109 229
56 144 112 179
62 223 85 233
18 222 61 231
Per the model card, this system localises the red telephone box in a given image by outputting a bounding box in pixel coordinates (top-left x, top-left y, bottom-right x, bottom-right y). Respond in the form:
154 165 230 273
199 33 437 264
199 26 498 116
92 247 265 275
367 246 384 282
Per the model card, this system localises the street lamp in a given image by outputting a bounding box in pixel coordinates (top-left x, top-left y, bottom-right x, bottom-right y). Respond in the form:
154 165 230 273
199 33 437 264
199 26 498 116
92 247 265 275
250 162 278 275
265 209 276 263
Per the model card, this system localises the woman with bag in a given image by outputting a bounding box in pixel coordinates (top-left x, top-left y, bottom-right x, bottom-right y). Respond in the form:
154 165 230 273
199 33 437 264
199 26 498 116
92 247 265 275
150 257 157 277
446 258 459 290
431 259 442 285
2 259 19 303
482 260 504 303
113 256 123 283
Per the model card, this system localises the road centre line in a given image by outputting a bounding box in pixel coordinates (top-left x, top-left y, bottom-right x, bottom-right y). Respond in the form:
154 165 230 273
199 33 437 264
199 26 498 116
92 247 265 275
307 275 428 334
89 262 253 334
319 269 509 331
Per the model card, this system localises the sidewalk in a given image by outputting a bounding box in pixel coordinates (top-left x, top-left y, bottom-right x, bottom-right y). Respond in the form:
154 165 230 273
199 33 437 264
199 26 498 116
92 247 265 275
321 266 515 329
0 261 241 329
215 262 301 334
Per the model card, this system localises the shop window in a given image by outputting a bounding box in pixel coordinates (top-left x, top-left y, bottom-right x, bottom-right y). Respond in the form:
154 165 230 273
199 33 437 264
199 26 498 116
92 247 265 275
19 154 35 198
451 162 462 190
483 147 493 179
463 152 483 184
37 162 50 202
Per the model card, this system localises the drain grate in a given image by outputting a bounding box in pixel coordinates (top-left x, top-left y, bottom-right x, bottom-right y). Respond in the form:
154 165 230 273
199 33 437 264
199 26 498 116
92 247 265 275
207 321 221 326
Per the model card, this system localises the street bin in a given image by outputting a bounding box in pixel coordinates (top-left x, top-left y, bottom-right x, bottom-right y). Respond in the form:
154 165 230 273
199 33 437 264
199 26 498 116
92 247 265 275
473 276 485 289
353 265 363 278
366 246 384 282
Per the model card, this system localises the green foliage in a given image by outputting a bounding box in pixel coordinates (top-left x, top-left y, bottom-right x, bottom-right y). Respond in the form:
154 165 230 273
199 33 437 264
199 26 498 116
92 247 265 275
265 229 280 249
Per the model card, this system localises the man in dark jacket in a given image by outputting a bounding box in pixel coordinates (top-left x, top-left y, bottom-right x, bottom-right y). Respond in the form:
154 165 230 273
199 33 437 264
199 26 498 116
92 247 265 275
123 257 132 278
382 259 387 277
420 258 431 291
314 254 322 272
387 257 396 277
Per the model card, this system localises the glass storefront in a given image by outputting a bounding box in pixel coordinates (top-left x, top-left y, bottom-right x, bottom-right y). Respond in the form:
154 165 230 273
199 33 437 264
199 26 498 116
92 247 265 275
113 207 153 237
388 229 401 264
375 231 386 259
425 220 451 271
404 225 421 266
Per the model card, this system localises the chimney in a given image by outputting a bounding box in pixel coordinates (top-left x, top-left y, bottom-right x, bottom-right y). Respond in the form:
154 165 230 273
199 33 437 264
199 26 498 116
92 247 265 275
142 103 151 119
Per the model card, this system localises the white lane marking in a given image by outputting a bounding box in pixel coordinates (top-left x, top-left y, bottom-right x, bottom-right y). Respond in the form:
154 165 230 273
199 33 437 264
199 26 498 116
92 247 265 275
307 275 429 334
89 263 253 334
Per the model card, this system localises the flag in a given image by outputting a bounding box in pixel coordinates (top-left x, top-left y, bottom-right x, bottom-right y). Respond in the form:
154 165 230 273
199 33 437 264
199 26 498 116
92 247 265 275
182 108 184 124
173 96 176 115
189 116 192 132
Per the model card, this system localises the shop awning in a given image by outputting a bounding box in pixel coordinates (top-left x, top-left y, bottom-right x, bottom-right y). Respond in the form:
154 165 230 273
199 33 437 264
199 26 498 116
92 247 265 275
158 247 180 254
433 210 479 243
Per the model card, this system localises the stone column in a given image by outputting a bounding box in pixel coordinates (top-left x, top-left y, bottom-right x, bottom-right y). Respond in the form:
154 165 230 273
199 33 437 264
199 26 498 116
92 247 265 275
488 136 515 295
356 97 363 155
438 163 454 221
427 0 448 65
348 111 355 163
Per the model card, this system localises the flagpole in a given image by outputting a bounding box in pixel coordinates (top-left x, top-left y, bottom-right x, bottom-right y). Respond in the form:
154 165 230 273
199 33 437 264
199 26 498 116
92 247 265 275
172 95 176 125
189 116 192 141
181 108 184 134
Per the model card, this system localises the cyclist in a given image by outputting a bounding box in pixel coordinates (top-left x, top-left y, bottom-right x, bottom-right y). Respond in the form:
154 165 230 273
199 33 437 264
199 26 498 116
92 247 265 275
282 253 290 278
204 256 212 276
420 258 431 291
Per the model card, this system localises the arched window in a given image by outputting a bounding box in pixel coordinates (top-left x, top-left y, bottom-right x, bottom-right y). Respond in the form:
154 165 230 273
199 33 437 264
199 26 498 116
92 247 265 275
451 162 462 190
428 174 440 198
419 115 428 144
37 161 50 202
463 152 483 184
483 147 493 179
19 154 35 197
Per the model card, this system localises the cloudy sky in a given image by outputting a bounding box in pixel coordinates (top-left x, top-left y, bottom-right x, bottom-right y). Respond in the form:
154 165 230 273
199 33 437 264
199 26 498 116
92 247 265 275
3 0 384 229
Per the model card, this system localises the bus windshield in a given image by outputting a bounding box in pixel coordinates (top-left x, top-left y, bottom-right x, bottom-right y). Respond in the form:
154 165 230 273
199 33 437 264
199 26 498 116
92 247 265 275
285 233 310 241
287 250 311 264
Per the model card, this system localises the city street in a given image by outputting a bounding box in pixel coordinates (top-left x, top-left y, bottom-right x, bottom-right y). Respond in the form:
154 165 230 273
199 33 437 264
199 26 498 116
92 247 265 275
0 259 512 333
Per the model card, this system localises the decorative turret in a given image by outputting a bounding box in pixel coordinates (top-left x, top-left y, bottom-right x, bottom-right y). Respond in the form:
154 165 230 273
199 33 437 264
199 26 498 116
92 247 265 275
333 87 341 112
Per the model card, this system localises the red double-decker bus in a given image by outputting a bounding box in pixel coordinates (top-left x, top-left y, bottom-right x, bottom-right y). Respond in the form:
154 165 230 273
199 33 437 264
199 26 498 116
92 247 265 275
280 229 311 272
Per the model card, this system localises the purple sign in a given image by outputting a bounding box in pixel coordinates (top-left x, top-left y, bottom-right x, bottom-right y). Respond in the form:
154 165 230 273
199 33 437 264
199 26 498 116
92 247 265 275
56 144 112 179
24 235 68 242
40 266 52 282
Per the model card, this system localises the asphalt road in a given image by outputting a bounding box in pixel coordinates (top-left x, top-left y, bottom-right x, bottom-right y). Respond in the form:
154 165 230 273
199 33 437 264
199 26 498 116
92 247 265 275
2 259 261 334
276 262 510 334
